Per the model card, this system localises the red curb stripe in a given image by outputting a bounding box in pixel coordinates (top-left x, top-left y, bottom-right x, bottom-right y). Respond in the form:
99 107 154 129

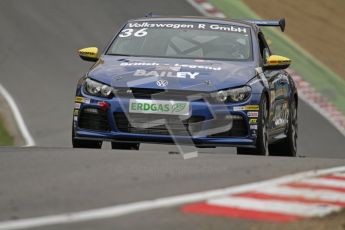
182 203 302 222
205 8 220 14
286 183 345 193
322 175 345 181
233 192 345 207
287 69 345 132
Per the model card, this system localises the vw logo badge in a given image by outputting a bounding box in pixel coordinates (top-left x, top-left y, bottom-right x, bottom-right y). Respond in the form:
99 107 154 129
156 79 168 87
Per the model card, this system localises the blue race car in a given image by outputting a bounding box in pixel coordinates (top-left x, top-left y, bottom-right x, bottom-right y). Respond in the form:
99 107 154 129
72 16 298 156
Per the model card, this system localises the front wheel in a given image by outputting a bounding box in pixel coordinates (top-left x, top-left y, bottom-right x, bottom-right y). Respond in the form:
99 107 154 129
237 96 269 155
111 142 140 150
269 99 298 157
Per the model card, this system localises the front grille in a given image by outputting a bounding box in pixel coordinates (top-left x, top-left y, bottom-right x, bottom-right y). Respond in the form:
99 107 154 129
114 113 204 135
116 88 205 100
209 116 247 137
78 107 110 131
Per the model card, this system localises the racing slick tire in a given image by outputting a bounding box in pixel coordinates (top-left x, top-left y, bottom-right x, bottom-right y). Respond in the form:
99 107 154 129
268 99 298 157
237 95 269 156
72 129 102 149
111 142 140 150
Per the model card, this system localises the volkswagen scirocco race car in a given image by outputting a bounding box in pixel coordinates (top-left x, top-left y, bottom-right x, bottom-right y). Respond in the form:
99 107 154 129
72 16 298 156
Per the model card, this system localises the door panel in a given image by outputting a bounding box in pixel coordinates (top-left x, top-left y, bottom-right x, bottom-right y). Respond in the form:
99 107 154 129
265 70 290 131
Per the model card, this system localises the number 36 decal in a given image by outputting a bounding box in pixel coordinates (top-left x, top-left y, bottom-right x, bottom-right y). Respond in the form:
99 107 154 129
119 28 148 38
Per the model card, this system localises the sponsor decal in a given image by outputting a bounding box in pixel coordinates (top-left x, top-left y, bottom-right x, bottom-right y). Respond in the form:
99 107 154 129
133 69 199 79
233 105 260 111
156 66 181 71
119 28 148 38
120 62 160 67
245 105 260 111
128 22 195 29
73 109 79 116
75 97 83 103
251 129 257 137
249 118 257 124
274 118 288 126
273 102 289 127
75 97 90 104
126 22 248 34
208 24 247 33
156 79 168 87
80 51 95 55
172 103 187 113
233 106 245 111
129 99 189 115
175 63 221 71
74 103 81 109
247 111 259 117
120 62 221 71
250 124 258 130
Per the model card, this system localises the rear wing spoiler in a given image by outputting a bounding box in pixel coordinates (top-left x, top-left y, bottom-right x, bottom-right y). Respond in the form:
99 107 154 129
242 18 286 32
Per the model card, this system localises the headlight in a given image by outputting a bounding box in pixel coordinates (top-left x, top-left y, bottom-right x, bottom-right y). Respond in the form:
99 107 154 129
84 78 112 97
213 86 251 103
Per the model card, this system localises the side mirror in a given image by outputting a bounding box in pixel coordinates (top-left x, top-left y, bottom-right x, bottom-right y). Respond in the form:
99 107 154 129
263 55 291 70
78 47 99 62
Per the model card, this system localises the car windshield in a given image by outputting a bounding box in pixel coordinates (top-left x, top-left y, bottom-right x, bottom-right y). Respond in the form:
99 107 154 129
107 21 252 61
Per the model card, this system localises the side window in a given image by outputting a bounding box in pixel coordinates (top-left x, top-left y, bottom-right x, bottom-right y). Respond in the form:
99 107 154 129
258 33 271 63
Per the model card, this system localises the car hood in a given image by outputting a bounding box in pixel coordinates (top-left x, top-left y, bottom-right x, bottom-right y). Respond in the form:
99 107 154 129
88 56 257 92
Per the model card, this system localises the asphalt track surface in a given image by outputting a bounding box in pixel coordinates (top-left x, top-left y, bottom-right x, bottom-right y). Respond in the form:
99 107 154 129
0 0 345 229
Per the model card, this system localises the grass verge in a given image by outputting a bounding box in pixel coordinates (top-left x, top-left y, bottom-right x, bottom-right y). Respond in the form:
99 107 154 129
209 0 345 113
0 113 14 146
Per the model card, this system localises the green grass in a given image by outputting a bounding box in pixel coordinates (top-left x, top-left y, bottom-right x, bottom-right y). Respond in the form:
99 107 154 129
209 0 345 113
0 114 14 146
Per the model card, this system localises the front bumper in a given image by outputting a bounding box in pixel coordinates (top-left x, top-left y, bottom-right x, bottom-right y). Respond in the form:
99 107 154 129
73 91 260 147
